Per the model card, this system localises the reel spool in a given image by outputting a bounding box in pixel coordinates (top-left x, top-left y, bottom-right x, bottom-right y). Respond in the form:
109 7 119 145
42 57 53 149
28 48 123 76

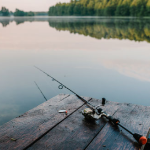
82 108 102 120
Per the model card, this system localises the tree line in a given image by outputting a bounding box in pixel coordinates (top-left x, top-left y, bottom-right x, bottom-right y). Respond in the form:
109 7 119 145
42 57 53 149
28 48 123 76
48 0 150 16
0 7 34 16
14 9 34 16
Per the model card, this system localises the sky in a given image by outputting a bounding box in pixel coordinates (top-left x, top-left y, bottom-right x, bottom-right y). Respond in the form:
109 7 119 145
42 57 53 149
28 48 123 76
0 0 70 11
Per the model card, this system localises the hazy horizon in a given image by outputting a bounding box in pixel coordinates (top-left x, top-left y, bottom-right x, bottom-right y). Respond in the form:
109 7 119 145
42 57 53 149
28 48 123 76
0 0 70 12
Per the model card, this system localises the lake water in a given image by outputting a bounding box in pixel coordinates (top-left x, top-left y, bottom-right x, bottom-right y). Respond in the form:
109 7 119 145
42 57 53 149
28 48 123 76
0 17 150 126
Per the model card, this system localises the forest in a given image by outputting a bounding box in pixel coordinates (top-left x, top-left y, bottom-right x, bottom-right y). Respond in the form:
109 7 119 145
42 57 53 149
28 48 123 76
0 7 48 16
0 7 34 16
48 0 150 16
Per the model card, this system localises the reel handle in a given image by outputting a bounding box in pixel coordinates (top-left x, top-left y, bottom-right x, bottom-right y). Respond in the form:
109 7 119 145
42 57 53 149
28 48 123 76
107 116 147 145
107 115 120 125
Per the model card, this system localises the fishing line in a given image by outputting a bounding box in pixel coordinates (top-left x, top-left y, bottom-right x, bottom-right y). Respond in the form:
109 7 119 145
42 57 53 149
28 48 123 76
34 81 47 101
34 66 95 109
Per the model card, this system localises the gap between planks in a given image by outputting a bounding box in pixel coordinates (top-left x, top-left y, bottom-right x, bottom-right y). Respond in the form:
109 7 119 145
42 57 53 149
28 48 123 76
24 97 92 149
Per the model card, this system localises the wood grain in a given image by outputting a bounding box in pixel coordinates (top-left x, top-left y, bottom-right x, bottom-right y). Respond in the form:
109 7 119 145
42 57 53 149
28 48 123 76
86 103 150 150
1 94 150 150
0 94 90 150
27 99 121 150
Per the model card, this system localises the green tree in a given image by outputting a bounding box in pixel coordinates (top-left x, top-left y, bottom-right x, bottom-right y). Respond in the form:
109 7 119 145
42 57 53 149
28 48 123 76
48 0 150 17
87 0 95 15
14 9 34 16
1 7 10 16
130 0 144 16
14 9 25 16
26 11 34 16
146 0 150 15
104 1 116 16
74 3 82 15
116 5 130 16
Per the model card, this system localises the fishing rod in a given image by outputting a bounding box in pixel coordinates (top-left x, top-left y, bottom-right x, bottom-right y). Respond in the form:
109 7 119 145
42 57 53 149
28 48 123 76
34 66 95 110
35 66 147 145
34 81 47 101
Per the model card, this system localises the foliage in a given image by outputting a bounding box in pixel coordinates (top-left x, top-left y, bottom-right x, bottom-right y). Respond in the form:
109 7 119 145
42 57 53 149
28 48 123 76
0 7 10 16
14 9 34 16
34 12 48 16
48 0 150 16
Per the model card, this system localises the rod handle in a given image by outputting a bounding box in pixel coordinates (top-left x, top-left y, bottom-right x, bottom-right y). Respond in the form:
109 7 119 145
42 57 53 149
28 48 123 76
107 116 120 125
133 133 147 145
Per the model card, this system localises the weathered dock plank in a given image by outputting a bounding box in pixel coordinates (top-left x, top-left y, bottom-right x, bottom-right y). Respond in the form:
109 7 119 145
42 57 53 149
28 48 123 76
86 104 150 150
0 94 91 150
27 99 121 150
0 94 149 150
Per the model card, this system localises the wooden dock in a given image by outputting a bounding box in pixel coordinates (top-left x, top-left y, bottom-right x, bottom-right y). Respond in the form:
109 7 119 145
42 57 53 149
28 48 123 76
0 94 150 150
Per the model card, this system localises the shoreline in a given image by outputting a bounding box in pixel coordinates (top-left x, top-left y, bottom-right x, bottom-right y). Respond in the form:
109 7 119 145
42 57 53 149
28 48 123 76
0 16 150 19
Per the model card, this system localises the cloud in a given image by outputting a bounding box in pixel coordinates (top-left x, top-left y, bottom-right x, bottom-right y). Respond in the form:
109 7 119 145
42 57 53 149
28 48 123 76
100 59 150 82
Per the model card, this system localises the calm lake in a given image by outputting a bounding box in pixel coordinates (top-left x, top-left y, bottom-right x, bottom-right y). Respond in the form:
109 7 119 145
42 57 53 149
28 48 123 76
0 17 150 126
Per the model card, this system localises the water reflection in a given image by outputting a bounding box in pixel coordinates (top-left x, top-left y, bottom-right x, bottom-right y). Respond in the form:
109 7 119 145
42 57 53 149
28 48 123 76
48 18 150 43
0 17 150 126
1 17 150 43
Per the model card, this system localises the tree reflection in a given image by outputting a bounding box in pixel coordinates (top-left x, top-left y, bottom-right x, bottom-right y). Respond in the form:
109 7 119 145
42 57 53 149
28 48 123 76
0 18 150 43
48 18 150 43
0 20 11 27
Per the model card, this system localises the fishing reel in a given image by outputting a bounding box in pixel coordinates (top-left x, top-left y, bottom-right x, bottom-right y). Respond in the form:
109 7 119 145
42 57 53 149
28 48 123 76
82 106 104 120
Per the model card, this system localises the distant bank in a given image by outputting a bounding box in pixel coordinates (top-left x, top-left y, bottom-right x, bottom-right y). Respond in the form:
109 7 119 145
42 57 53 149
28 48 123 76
0 7 48 17
1 0 150 17
48 0 150 17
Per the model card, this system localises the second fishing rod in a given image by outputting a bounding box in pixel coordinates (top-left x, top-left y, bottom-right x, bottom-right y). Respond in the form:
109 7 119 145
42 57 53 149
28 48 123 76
35 66 147 145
